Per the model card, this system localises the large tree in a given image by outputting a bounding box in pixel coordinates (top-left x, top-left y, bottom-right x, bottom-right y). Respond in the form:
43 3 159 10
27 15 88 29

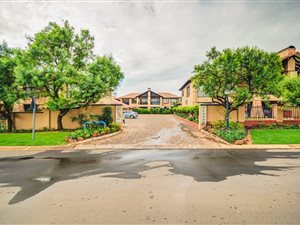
16 21 124 130
281 76 300 106
0 41 26 131
192 46 284 117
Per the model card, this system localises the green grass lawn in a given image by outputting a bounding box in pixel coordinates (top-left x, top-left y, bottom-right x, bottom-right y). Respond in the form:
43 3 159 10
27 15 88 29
250 129 300 144
0 132 68 146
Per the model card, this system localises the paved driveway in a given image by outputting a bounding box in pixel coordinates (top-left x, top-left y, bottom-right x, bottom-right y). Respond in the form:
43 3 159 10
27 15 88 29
79 114 225 149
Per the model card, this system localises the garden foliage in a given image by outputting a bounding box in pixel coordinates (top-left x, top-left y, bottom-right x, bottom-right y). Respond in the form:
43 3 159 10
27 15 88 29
211 120 246 143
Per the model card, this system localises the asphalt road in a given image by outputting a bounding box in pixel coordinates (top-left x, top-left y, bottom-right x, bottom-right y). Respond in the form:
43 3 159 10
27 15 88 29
0 149 300 224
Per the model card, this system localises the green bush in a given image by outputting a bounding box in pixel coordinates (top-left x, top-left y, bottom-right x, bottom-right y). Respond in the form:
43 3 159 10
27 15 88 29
211 120 246 143
214 129 246 143
133 108 172 114
211 120 244 131
251 123 300 129
99 106 113 125
172 105 199 123
66 122 121 142
109 122 121 133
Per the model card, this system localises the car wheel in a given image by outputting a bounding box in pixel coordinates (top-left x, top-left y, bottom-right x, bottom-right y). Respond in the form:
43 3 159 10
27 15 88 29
130 115 134 118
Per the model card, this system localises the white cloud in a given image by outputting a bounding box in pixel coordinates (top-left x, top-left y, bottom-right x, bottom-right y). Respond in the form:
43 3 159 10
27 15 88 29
0 1 299 96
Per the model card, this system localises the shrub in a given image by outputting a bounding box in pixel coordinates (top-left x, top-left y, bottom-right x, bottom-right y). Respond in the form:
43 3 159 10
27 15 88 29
99 106 113 125
211 120 244 131
109 122 121 133
71 113 89 128
247 123 300 129
214 129 246 143
66 122 121 142
172 105 199 122
132 108 172 114
211 120 246 143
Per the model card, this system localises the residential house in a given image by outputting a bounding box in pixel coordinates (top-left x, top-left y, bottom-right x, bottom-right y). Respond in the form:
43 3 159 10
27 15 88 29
179 46 300 127
119 88 181 109
179 79 211 106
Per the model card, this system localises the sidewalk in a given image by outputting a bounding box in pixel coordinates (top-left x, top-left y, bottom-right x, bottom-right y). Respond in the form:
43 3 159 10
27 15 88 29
1 143 300 151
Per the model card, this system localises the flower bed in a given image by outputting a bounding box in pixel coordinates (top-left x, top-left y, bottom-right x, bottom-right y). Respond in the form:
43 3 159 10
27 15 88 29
65 122 121 143
210 120 246 144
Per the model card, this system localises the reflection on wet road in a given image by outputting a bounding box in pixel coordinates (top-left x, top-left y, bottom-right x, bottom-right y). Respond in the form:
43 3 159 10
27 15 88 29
0 149 299 204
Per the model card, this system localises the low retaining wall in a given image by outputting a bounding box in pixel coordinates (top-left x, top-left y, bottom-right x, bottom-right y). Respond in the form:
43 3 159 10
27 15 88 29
244 119 300 127
173 114 199 129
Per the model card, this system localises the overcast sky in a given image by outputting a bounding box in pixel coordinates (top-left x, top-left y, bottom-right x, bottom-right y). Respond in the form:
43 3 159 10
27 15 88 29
1 0 300 97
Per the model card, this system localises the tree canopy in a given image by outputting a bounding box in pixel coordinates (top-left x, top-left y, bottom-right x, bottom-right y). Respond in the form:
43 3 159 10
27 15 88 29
281 76 300 106
0 41 26 131
192 46 284 115
16 21 124 130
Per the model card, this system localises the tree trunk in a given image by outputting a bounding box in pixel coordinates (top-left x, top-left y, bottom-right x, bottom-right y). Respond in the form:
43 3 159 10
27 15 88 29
3 106 14 132
6 113 14 132
57 109 70 131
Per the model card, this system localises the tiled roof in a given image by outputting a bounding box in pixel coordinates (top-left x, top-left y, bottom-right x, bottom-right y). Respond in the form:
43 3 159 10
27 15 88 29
281 51 300 60
119 91 180 99
179 79 191 91
119 93 140 99
158 92 180 98
94 96 123 105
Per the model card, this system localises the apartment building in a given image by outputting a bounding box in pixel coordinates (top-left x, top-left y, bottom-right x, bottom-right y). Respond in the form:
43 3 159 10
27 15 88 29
179 45 300 107
119 88 181 109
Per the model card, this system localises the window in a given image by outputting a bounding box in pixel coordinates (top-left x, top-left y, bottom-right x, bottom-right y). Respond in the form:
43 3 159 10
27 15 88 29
151 98 160 105
163 99 169 104
122 98 130 105
197 86 209 97
23 104 41 112
181 90 184 97
131 98 137 104
186 86 190 97
140 98 148 105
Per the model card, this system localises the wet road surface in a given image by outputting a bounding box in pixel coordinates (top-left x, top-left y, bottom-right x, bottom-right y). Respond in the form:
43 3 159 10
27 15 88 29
0 149 300 224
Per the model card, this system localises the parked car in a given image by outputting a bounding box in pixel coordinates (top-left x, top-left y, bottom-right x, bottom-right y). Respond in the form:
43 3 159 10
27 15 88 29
123 111 138 119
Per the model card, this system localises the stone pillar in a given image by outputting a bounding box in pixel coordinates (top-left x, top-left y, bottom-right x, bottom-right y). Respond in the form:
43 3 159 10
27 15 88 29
275 105 283 122
137 97 140 108
160 97 163 107
148 89 151 109
237 106 245 122
199 105 207 129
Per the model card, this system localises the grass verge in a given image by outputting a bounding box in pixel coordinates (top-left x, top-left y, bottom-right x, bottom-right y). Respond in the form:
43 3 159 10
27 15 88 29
250 129 300 144
0 132 68 146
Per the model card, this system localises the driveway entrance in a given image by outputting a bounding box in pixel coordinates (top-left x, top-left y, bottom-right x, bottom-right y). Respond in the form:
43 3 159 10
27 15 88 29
79 114 225 149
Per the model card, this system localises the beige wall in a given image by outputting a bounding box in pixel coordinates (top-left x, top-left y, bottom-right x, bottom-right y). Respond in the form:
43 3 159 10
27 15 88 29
14 105 119 130
181 84 213 107
181 84 197 106
199 105 246 127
